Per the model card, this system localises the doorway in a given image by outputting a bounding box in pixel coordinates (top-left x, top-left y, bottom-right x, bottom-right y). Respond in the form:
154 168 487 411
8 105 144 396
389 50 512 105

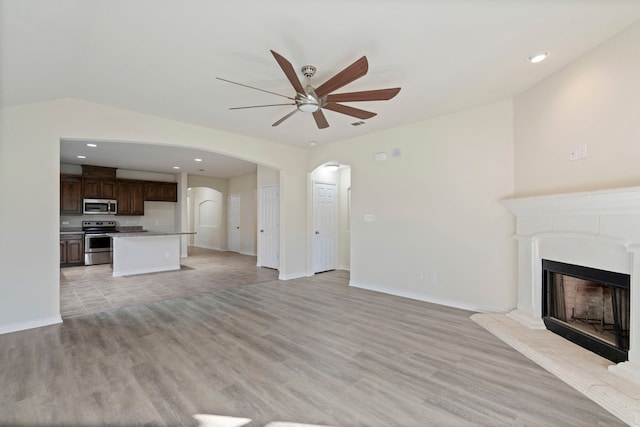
187 187 223 250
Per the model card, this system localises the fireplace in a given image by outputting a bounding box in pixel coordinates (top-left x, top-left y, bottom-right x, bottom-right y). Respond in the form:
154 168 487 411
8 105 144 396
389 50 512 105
542 259 630 363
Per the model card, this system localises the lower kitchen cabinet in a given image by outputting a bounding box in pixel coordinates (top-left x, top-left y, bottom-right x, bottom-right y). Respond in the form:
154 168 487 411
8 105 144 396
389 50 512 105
60 234 84 267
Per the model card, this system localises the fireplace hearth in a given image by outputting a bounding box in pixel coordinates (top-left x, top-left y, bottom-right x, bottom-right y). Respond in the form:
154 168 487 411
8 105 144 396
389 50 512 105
543 259 630 363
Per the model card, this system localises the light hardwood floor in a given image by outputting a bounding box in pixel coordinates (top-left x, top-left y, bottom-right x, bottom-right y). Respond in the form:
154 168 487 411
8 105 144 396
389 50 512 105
2 255 626 426
60 247 279 317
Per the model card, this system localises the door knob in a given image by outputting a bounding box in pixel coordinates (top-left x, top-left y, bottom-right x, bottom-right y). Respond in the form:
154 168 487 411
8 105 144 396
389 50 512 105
260 229 264 232
236 226 240 229
315 231 320 234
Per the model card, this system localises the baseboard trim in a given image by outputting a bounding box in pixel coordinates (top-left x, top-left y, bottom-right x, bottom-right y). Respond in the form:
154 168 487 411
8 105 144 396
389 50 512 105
348 281 506 313
0 315 63 335
279 272 306 280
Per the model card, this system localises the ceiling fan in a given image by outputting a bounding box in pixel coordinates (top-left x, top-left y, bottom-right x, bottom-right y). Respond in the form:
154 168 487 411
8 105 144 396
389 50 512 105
217 50 401 129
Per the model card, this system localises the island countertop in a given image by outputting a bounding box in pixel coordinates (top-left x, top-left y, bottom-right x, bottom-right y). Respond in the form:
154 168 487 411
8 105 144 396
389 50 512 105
108 231 195 238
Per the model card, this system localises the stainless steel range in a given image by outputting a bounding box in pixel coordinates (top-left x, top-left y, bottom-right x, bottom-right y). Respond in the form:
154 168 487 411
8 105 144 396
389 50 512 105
82 220 119 265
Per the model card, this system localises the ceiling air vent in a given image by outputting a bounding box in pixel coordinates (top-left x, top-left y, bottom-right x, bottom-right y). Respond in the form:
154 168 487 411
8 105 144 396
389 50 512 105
351 121 366 127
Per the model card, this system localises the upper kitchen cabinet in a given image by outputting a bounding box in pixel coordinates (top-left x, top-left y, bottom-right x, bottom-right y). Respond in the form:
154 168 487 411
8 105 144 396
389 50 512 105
145 181 177 202
117 180 145 216
60 174 82 214
83 178 117 199
82 165 117 199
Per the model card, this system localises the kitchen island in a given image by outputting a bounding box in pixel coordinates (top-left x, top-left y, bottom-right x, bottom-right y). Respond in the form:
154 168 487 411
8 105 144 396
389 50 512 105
109 232 194 277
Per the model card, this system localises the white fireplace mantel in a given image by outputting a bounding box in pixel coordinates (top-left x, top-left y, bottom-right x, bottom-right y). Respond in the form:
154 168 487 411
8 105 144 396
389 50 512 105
501 186 640 367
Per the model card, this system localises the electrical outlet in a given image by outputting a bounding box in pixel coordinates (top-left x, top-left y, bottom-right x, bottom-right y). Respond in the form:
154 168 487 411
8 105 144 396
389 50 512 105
431 273 438 282
417 272 423 280
578 144 588 159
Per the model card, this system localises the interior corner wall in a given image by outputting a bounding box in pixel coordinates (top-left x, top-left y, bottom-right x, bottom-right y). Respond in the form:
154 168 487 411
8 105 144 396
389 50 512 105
228 174 258 256
514 21 640 196
309 99 516 312
338 167 351 271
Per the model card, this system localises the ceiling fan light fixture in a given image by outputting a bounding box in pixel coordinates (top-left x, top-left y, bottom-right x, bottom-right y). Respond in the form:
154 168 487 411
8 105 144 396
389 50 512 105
298 102 320 113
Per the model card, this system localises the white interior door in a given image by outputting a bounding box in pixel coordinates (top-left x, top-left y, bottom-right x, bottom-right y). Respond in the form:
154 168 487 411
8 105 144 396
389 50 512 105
227 194 241 252
259 184 279 269
313 181 337 273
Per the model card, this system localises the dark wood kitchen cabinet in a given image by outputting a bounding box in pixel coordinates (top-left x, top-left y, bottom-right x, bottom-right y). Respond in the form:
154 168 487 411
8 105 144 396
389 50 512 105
60 175 82 214
60 234 84 267
117 180 145 216
82 164 117 199
145 181 177 202
83 178 117 199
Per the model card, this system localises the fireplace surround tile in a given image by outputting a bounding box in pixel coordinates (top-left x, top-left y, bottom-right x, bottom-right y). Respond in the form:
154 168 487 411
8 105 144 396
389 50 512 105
472 312 640 424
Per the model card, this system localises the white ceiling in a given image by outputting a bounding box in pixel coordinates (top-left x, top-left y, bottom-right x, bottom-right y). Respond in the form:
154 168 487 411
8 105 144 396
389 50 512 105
3 0 640 176
60 138 257 178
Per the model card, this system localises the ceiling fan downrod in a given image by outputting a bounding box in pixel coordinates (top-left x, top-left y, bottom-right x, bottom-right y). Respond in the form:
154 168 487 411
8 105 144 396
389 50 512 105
297 65 321 112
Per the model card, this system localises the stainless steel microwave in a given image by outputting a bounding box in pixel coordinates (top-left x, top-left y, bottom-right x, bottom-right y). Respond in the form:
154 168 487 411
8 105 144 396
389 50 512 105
83 199 117 215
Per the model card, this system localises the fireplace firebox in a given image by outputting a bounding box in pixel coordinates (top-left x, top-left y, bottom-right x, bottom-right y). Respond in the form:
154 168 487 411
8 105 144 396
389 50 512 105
542 259 630 363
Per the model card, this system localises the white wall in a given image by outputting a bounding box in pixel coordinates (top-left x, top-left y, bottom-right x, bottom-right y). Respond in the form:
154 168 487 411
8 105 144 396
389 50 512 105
228 174 257 256
338 167 351 271
0 98 308 333
514 21 640 196
309 100 516 312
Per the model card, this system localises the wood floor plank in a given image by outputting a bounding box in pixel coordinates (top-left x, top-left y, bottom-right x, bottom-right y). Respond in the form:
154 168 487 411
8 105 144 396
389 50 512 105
0 250 628 426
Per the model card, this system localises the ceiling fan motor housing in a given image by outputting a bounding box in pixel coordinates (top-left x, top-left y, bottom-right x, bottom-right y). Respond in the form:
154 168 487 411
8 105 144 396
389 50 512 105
301 65 316 78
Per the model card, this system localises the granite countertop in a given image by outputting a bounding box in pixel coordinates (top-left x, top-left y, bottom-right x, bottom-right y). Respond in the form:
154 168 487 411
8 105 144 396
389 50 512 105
108 231 195 238
60 226 148 235
60 228 84 235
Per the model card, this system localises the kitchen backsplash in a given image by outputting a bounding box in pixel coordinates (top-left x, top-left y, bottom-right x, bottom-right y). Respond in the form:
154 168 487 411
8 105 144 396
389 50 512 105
61 202 176 232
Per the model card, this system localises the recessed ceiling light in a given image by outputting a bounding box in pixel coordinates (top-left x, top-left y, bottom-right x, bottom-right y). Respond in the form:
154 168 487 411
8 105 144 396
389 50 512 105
77 155 86 159
194 158 203 162
86 143 97 147
173 166 180 169
309 141 317 147
528 51 550 64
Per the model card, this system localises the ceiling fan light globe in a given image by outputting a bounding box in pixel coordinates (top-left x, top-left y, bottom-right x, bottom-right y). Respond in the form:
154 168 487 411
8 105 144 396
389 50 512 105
298 103 320 113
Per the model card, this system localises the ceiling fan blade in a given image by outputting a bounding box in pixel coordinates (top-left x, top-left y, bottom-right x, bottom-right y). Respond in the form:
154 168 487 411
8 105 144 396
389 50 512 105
314 56 369 98
313 110 329 129
322 103 377 119
325 87 401 103
270 50 305 95
272 109 298 127
230 103 295 110
216 77 295 100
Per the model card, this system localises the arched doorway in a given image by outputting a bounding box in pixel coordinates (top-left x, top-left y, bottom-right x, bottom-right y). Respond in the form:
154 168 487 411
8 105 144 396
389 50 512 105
187 186 223 250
